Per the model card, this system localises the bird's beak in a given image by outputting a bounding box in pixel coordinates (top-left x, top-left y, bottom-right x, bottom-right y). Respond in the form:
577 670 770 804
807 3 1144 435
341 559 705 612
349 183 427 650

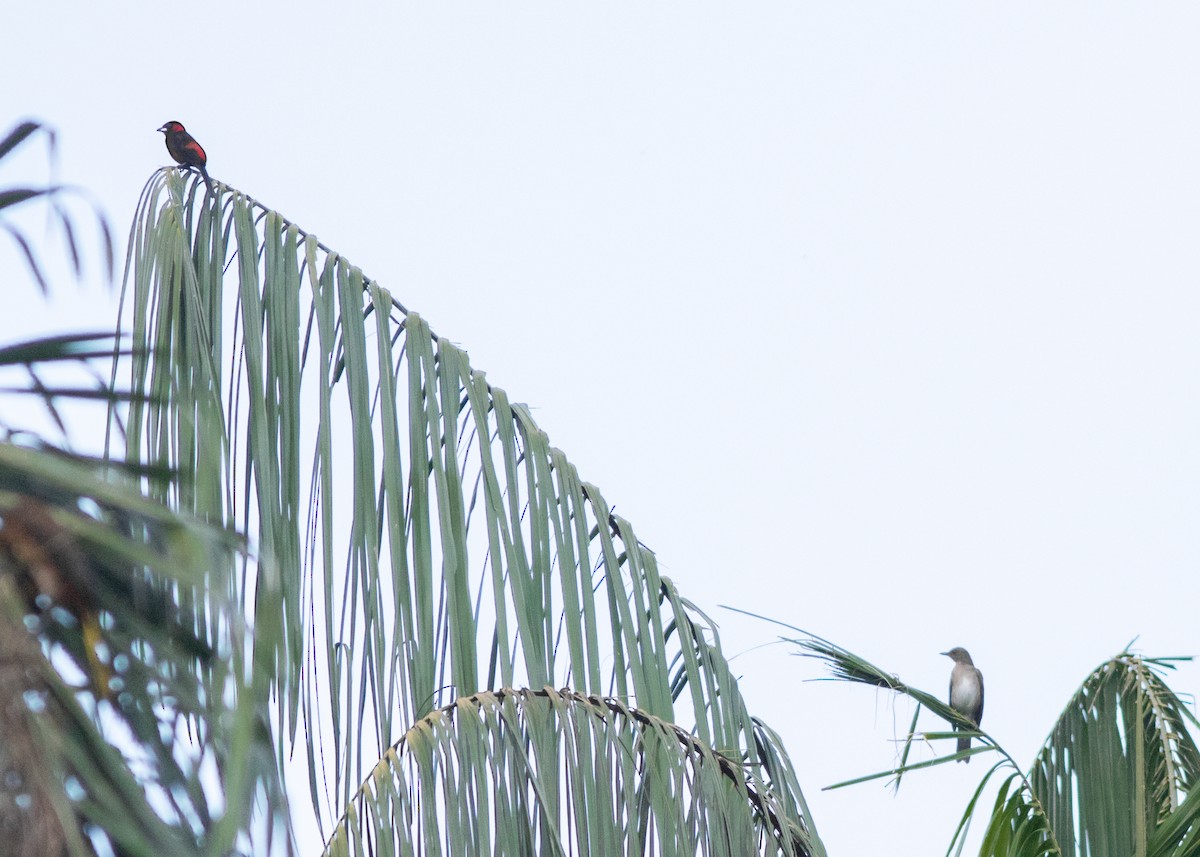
939 651 950 657
156 124 167 133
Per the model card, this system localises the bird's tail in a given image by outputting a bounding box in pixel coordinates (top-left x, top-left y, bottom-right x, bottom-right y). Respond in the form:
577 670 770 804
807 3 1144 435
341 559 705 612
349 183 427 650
957 735 971 763
199 165 215 198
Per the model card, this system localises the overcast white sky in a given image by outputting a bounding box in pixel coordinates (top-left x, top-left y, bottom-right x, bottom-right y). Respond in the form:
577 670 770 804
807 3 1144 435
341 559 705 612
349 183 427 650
6 4 1200 854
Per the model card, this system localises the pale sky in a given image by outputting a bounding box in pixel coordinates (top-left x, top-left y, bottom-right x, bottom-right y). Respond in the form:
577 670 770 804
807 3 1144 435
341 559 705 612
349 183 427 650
6 4 1200 854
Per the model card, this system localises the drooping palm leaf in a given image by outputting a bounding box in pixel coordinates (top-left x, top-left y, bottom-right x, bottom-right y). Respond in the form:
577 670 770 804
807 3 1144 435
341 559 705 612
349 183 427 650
324 687 815 856
1026 653 1200 857
119 168 823 853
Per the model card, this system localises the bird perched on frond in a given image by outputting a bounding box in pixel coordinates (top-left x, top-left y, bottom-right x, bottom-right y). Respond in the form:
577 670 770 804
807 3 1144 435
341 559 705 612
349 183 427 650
157 120 214 196
942 646 984 762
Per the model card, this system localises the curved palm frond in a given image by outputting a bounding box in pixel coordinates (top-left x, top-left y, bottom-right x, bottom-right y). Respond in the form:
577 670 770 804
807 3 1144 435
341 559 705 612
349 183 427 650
118 169 822 852
1028 653 1200 857
325 687 816 857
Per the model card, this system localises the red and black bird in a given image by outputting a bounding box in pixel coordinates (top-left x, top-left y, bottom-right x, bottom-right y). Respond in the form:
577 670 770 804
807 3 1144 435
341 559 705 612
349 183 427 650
158 121 214 196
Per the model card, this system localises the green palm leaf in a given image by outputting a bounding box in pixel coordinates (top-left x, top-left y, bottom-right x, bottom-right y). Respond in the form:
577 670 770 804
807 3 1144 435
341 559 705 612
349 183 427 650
118 169 823 853
325 687 813 856
1027 653 1200 857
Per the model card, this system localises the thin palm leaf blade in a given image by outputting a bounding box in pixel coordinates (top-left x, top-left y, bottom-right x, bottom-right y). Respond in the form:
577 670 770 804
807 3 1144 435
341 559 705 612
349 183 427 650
121 175 822 851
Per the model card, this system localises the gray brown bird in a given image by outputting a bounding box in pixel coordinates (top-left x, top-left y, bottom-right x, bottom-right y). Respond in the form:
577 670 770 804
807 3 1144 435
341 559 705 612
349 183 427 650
942 647 984 762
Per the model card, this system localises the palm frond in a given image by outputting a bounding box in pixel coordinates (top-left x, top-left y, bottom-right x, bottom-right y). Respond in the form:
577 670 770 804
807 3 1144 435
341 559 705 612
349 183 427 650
1028 652 1200 857
0 443 287 857
0 120 114 290
974 772 1061 857
1148 781 1200 857
732 613 991 770
324 687 818 857
119 170 823 851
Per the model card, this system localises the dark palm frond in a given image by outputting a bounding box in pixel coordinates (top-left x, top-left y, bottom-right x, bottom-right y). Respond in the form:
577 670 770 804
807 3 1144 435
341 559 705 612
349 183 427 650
0 120 114 291
1028 652 1200 857
1148 781 1200 857
0 121 44 161
974 772 1061 857
0 576 90 857
0 333 144 445
0 441 286 857
0 332 134 366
